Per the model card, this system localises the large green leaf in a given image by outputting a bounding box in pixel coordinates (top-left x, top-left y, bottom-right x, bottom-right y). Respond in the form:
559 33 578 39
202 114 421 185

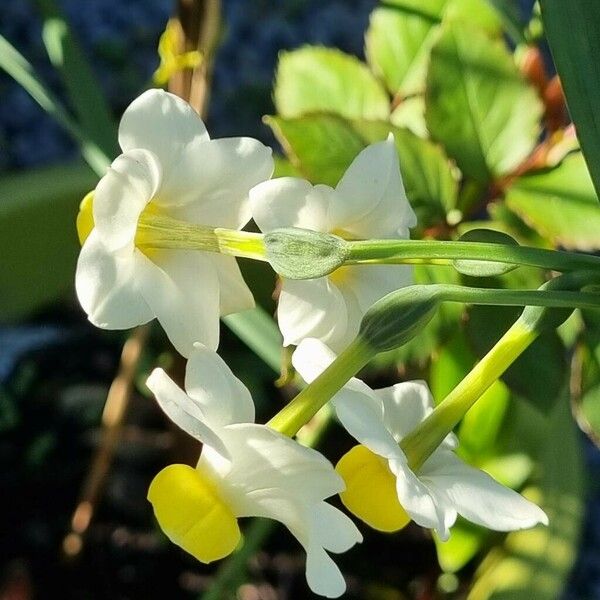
468 394 584 600
274 47 390 121
366 7 439 96
35 0 118 159
541 0 600 200
505 153 600 251
266 114 457 224
0 162 97 321
426 22 542 183
366 0 505 97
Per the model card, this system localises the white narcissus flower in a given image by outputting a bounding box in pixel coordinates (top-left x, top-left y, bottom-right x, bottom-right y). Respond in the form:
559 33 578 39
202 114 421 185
250 136 417 352
146 343 362 598
75 89 273 357
292 339 549 541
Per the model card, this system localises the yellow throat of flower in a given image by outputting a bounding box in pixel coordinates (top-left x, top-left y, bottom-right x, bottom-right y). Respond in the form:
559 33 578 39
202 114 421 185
76 192 95 245
147 463 241 563
336 444 410 533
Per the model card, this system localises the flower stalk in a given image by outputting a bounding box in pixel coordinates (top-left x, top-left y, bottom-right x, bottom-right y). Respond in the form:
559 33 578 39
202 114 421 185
267 336 376 437
346 237 600 273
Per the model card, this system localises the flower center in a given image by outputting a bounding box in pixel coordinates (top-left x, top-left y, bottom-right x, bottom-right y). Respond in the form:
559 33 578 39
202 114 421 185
336 444 410 532
147 463 241 563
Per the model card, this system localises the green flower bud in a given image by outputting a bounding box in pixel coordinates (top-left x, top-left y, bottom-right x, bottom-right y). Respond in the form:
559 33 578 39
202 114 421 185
359 285 440 352
264 227 350 280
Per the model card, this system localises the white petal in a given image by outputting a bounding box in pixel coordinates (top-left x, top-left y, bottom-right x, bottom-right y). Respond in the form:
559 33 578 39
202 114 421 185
310 502 363 553
138 249 220 357
185 342 255 427
333 386 401 459
75 231 153 329
422 451 549 531
305 543 348 598
331 136 417 239
277 278 348 348
164 137 273 228
118 89 209 174
250 177 333 233
211 424 344 504
389 455 449 535
93 148 161 251
291 337 338 383
342 264 413 314
146 368 230 459
376 380 435 442
208 254 255 315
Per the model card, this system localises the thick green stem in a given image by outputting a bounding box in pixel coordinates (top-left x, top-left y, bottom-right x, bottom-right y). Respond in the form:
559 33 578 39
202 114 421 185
267 337 376 437
401 320 538 471
346 239 600 273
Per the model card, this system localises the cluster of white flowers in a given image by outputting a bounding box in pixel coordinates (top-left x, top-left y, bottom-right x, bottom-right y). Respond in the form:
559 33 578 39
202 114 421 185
75 90 547 597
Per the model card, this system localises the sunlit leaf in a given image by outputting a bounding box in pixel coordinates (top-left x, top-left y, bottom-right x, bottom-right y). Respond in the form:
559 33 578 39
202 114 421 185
274 47 389 120
505 153 600 251
426 22 542 183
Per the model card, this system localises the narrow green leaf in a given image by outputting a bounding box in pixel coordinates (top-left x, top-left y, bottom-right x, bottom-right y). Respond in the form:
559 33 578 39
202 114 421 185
222 308 282 374
0 35 109 175
274 47 390 120
541 0 600 200
35 0 118 159
426 22 542 183
0 162 97 321
505 153 600 251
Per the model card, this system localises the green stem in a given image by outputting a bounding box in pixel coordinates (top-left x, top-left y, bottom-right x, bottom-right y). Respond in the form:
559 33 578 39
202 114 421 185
401 319 538 471
436 284 600 311
346 239 600 273
267 337 376 437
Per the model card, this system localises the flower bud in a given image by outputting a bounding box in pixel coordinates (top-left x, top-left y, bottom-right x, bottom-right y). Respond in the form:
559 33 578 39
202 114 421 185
359 285 439 352
263 227 350 280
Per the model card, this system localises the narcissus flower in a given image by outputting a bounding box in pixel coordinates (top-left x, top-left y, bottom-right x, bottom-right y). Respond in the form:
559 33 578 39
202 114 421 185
250 136 416 352
146 343 362 598
293 339 548 541
75 89 273 356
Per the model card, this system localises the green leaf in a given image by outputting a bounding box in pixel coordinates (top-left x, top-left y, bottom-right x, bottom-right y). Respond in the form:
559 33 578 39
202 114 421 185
0 162 97 321
35 0 118 159
574 384 600 446
222 308 282 374
274 47 390 120
0 35 108 175
541 0 600 200
366 7 439 96
505 153 600 250
266 114 458 224
468 394 584 600
265 114 365 187
425 22 542 183
453 229 519 277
